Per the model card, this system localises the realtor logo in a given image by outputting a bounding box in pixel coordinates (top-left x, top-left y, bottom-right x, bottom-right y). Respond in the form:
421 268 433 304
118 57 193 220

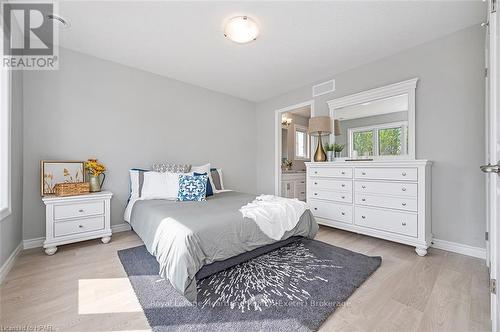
2 2 59 70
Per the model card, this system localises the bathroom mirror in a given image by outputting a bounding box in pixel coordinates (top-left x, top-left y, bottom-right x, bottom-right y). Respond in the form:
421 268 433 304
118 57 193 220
327 78 418 160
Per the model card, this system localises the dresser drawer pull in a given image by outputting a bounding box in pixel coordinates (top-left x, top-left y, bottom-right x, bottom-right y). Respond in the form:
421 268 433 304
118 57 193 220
314 182 318 185
314 207 318 211
300 192 305 194
361 172 366 175
78 225 83 228
402 222 407 226
78 209 84 213
402 172 407 176
314 193 318 196
361 185 366 189
314 171 318 174
402 187 407 192
402 202 407 206
300 181 305 184
341 184 346 187
341 196 346 199
361 198 366 202
361 215 366 219
341 171 345 175
341 212 345 216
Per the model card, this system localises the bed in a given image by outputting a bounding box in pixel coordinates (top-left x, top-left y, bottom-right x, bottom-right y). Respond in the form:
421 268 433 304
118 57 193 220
126 191 318 303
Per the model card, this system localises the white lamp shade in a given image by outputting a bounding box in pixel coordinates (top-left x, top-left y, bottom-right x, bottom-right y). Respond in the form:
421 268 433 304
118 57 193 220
308 116 332 136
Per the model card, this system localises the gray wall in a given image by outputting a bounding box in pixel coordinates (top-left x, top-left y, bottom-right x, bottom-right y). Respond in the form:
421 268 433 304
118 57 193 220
256 25 486 248
22 48 256 240
0 70 23 266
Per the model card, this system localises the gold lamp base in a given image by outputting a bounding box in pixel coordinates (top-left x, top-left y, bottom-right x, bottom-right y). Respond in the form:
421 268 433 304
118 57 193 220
314 132 327 162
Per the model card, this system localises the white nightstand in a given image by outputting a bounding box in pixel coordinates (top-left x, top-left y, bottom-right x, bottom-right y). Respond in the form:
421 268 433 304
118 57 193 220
42 191 113 255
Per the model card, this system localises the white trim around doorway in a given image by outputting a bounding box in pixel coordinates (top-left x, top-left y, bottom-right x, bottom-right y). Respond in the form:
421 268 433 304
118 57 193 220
274 100 315 196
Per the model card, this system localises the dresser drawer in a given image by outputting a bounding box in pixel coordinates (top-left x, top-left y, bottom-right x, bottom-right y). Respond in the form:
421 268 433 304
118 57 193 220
309 200 352 223
355 193 417 212
354 206 417 237
354 167 417 181
309 167 352 178
54 216 104 237
355 181 417 197
54 201 104 220
310 178 352 192
310 189 352 203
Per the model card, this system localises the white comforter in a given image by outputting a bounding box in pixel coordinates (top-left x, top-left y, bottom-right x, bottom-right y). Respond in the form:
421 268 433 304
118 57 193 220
239 195 308 240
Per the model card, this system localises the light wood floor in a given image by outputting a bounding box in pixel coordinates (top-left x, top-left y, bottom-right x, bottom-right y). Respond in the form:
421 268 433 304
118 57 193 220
0 226 491 332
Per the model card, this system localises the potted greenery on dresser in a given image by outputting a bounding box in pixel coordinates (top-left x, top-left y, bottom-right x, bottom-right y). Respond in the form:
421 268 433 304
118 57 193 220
324 144 334 161
85 159 106 192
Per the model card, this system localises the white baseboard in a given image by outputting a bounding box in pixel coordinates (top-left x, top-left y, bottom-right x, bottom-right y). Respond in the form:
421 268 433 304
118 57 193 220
432 238 486 260
112 222 132 233
22 223 132 250
0 242 23 284
23 237 45 249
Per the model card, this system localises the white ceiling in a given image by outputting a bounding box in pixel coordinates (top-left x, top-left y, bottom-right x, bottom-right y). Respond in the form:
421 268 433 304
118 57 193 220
289 105 311 118
56 1 486 102
336 94 408 120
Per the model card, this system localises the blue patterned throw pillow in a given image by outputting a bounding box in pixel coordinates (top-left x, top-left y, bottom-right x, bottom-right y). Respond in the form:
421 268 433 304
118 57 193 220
178 174 208 201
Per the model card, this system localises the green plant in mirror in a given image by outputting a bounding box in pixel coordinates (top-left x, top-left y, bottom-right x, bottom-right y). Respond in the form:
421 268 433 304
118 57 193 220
333 144 344 152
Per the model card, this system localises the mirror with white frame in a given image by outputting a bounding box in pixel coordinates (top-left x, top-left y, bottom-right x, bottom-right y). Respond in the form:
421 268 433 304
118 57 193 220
327 78 418 160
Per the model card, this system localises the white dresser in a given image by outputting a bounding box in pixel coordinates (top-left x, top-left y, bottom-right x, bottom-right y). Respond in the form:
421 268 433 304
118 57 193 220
281 172 307 201
306 161 432 256
42 191 113 255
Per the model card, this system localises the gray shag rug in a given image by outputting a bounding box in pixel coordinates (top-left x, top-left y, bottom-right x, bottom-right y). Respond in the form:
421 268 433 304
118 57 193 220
118 238 381 332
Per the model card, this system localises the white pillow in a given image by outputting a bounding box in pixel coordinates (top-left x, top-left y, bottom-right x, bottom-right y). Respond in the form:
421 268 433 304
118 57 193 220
141 171 193 200
141 172 169 200
164 172 188 199
191 163 210 174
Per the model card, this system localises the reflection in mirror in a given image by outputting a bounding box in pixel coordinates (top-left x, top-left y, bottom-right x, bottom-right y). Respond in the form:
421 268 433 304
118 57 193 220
281 128 288 161
334 94 409 158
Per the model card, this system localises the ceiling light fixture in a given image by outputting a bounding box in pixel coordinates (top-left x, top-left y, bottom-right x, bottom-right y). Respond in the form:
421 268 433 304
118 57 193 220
47 14 71 28
224 16 259 44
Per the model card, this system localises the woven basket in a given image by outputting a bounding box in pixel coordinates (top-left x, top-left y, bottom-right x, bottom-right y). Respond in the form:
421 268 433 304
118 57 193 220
54 182 90 197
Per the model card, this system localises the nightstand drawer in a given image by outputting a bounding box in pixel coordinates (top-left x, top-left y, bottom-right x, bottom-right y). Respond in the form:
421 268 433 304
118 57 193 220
54 216 104 237
54 201 104 220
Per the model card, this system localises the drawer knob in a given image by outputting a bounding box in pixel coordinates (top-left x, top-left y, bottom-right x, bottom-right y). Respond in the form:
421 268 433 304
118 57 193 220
314 182 318 185
361 215 366 219
301 181 305 184
361 198 366 202
341 196 346 199
314 207 318 210
314 171 318 174
341 171 345 175
341 212 345 216
361 185 366 189
402 202 407 206
361 172 366 175
402 222 407 226
402 187 407 192
78 225 83 228
314 193 318 196
300 192 305 194
341 184 345 187
78 209 84 213
402 172 407 176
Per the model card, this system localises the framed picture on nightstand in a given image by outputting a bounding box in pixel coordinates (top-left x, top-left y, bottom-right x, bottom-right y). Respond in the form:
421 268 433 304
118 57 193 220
40 160 85 196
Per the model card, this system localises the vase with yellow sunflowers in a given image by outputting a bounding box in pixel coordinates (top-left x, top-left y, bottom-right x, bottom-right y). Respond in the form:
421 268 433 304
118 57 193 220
85 159 106 192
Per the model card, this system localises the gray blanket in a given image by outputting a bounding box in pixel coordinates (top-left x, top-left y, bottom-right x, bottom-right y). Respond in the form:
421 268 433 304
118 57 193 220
129 191 318 302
